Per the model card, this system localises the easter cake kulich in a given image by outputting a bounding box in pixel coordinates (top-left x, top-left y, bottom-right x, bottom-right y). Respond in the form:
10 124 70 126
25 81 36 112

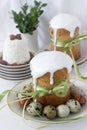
30 51 73 106
50 13 81 60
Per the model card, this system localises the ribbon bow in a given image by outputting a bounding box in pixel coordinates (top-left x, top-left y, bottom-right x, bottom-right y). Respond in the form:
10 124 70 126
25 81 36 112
10 34 22 40
18 81 72 99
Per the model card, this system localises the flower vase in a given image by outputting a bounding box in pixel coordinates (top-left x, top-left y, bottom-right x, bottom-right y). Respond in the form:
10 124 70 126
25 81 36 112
22 30 39 52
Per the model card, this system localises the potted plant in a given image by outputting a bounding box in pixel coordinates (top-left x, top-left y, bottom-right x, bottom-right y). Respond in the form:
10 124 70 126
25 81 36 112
11 0 47 52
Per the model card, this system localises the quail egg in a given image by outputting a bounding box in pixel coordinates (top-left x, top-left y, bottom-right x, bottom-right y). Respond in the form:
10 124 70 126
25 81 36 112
17 84 32 99
26 102 42 116
43 105 57 119
66 99 81 113
17 90 26 99
56 104 70 118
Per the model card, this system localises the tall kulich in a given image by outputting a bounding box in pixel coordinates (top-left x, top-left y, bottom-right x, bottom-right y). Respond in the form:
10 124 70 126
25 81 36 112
50 13 81 60
30 51 73 106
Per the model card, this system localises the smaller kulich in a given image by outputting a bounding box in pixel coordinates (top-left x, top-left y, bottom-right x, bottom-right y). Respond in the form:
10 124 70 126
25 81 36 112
30 51 73 106
2 34 30 65
50 13 81 60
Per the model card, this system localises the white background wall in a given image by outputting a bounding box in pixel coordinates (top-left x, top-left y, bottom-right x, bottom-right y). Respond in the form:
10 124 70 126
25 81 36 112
0 0 87 50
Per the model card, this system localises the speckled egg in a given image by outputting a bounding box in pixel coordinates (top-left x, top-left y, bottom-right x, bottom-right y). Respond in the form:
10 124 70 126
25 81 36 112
17 90 26 99
17 84 32 99
43 105 57 119
66 99 81 113
56 104 70 118
26 102 42 116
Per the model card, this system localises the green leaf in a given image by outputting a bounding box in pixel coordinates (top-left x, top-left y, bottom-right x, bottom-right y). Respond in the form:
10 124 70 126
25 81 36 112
41 3 47 7
38 10 44 16
21 3 28 15
0 90 10 102
34 0 41 7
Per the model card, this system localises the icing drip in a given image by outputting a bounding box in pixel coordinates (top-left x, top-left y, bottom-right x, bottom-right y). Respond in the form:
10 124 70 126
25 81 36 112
54 28 57 51
50 13 81 38
33 78 37 102
50 72 54 84
33 78 37 92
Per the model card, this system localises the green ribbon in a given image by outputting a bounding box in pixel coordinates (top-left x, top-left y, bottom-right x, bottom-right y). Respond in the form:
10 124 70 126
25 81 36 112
51 34 87 80
19 81 72 99
0 90 11 102
50 34 87 52
70 49 87 80
50 38 66 47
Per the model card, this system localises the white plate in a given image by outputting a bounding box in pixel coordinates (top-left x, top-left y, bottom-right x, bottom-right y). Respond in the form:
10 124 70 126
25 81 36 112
0 75 31 81
0 52 32 81
0 68 31 74
0 62 30 69
0 69 31 81
40 42 87 65
7 78 87 124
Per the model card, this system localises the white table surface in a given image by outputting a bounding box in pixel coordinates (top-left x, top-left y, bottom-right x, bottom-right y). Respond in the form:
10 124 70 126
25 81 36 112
0 60 87 130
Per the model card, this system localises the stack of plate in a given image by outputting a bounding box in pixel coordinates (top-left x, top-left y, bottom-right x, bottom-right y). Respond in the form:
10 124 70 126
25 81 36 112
0 63 32 81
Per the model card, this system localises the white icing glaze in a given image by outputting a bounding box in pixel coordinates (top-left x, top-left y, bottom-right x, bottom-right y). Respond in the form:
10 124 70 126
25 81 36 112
3 35 30 64
30 51 73 85
50 72 54 84
53 28 57 51
33 78 37 91
50 13 81 38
